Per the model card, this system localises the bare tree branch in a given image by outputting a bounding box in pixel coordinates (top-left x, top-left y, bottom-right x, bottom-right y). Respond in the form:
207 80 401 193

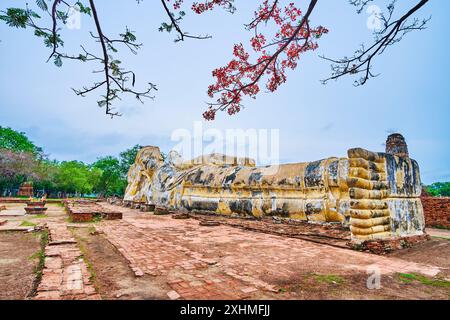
321 0 430 86
159 0 212 42
206 0 319 114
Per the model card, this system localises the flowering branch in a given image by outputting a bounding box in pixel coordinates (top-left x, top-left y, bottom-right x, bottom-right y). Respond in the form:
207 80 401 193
203 0 327 120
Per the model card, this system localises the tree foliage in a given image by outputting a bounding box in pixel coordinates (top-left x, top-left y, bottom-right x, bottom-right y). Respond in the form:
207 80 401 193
0 149 39 190
90 144 142 196
92 156 126 196
426 182 450 197
0 127 140 196
54 161 99 194
0 127 44 190
0 126 43 156
119 144 142 177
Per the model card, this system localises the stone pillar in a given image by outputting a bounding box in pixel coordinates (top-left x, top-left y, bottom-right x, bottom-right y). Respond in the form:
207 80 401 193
386 133 409 158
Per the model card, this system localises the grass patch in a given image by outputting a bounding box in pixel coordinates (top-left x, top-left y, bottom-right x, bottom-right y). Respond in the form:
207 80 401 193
92 214 102 223
431 225 450 231
70 229 98 287
20 220 37 227
431 236 450 241
28 230 49 296
313 274 345 285
397 273 450 288
82 253 96 283
78 241 96 283
87 225 96 235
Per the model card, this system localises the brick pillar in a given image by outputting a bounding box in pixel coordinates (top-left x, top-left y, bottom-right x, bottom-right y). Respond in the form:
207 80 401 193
386 133 409 158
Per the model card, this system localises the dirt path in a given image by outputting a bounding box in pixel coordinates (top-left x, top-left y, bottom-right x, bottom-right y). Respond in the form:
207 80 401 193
0 232 41 300
389 238 450 277
71 227 173 299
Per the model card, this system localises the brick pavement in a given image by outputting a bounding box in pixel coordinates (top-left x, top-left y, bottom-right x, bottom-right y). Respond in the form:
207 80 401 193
97 204 442 300
34 222 101 300
190 214 351 248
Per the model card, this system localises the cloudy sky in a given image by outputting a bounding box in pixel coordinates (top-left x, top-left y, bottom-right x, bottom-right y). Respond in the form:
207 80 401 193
1 0 449 184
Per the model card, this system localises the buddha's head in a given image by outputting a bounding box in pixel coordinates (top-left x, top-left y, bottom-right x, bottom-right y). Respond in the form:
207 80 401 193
136 146 164 174
124 146 164 202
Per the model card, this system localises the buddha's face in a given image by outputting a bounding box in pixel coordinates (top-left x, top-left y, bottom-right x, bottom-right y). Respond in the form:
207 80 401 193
136 146 164 176
125 146 164 201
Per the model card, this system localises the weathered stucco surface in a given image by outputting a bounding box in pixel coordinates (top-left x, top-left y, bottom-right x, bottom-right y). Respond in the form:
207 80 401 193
346 148 424 241
124 143 425 241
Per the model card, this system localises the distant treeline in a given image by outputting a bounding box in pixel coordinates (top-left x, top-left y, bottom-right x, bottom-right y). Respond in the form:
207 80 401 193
1 126 448 199
0 126 141 197
425 182 450 197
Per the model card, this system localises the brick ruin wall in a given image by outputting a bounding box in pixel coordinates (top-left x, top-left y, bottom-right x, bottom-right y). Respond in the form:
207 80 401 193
421 196 450 229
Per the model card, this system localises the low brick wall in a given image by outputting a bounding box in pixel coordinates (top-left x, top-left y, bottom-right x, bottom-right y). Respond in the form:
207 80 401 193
350 234 430 255
64 200 122 222
421 196 450 229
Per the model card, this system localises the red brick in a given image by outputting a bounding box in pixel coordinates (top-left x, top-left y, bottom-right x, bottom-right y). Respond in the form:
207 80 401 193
422 196 450 228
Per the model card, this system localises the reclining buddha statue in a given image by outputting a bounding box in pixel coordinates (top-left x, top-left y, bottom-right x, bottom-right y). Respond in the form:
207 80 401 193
124 134 425 242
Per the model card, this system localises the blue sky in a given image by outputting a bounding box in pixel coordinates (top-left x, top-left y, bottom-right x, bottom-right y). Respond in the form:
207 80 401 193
0 0 449 184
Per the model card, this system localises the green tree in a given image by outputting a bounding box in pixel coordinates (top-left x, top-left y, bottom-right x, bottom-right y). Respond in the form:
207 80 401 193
88 167 103 195
0 126 43 156
92 156 126 196
0 127 145 197
33 160 61 195
55 161 95 194
426 183 450 197
119 144 142 177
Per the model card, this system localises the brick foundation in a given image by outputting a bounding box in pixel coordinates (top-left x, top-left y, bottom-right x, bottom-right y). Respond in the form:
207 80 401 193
64 200 122 222
349 234 430 255
70 213 94 223
421 196 450 229
104 211 123 220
